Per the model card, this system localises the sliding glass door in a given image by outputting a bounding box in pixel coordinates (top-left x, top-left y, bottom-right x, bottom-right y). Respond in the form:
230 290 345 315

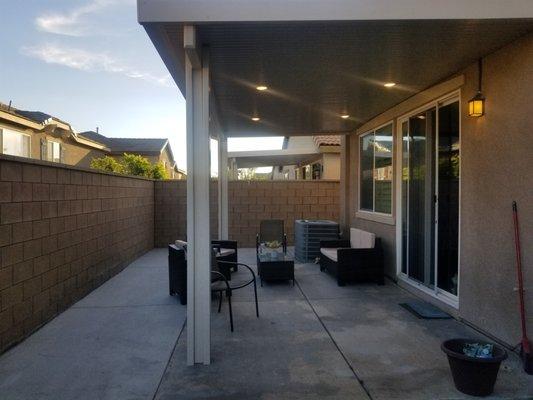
399 97 460 299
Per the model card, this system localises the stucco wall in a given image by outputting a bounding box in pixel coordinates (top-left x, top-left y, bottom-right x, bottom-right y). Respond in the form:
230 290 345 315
346 33 533 345
322 153 341 181
154 180 340 248
458 33 533 345
0 155 154 352
0 124 106 169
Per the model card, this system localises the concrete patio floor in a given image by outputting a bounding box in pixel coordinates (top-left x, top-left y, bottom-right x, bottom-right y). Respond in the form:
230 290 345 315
0 248 531 399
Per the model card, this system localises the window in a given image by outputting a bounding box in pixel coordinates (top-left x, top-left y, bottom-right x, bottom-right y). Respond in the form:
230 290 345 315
47 141 61 163
359 122 393 214
1 128 31 158
312 163 322 180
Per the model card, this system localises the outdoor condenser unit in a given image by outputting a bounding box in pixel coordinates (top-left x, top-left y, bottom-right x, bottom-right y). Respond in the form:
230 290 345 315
294 220 339 263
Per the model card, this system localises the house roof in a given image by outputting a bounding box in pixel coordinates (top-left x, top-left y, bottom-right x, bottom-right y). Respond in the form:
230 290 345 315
313 135 341 147
79 131 169 155
15 110 55 124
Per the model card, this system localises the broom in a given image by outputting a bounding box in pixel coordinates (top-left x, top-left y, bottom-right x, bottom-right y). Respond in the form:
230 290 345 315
512 201 532 374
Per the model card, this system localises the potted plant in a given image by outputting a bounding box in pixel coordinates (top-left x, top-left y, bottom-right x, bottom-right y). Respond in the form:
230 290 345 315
441 338 507 397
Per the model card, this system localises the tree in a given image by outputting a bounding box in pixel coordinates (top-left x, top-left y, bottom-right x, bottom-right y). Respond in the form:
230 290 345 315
90 156 123 173
90 153 169 180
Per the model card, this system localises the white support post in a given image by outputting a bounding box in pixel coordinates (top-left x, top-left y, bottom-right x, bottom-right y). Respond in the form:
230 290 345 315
218 134 229 240
185 33 211 365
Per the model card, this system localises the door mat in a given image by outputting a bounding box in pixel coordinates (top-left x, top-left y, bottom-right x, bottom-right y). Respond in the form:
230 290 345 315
399 300 452 319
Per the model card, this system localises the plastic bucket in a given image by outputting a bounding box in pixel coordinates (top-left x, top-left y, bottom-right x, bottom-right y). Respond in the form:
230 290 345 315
441 338 507 397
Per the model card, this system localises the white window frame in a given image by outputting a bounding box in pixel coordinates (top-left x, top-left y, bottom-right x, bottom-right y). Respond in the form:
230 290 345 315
394 89 461 309
356 120 395 225
46 140 62 163
0 127 32 158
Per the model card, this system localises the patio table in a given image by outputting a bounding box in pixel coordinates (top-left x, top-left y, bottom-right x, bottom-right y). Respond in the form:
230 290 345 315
257 252 295 286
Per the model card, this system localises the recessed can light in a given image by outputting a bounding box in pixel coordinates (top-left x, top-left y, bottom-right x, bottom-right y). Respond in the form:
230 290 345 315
384 82 396 88
251 117 260 122
256 86 268 91
341 114 350 119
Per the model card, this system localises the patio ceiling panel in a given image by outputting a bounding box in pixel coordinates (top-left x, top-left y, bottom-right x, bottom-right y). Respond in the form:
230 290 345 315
145 18 532 137
228 150 320 169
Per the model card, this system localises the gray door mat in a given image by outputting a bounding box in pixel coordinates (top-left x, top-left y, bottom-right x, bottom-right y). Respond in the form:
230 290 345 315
399 300 452 319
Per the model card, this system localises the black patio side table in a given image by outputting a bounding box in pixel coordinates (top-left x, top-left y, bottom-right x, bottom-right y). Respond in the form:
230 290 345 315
257 252 295 286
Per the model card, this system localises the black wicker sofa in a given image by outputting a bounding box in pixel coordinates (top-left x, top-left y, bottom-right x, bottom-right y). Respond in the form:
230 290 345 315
319 228 384 286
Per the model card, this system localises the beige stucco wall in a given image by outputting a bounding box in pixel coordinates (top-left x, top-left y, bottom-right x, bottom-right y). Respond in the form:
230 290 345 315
322 153 341 180
346 32 533 346
0 122 106 169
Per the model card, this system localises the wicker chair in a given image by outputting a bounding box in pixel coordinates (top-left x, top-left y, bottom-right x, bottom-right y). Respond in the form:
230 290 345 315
168 244 232 303
319 228 384 286
256 219 287 254
213 261 259 332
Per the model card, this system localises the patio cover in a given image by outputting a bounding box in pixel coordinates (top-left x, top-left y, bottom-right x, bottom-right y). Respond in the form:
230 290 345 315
137 0 533 365
229 149 320 169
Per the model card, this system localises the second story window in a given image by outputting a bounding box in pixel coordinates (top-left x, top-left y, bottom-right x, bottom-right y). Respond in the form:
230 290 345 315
41 139 63 163
47 141 61 163
1 128 31 158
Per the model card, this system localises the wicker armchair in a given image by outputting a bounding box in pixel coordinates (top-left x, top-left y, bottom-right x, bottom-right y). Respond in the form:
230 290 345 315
319 228 384 286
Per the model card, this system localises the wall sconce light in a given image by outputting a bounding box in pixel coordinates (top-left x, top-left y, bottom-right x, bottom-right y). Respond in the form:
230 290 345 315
468 58 485 117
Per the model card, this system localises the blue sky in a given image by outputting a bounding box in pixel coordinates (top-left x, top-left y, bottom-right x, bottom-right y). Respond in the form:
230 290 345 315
0 0 283 173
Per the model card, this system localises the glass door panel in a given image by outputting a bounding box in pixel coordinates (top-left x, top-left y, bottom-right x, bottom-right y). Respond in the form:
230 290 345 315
401 121 409 275
437 101 460 295
407 108 436 286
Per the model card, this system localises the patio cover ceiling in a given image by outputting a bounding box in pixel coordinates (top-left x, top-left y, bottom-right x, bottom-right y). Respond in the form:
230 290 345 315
228 149 320 169
139 1 533 137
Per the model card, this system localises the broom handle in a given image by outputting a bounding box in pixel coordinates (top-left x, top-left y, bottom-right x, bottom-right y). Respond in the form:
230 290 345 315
513 201 528 341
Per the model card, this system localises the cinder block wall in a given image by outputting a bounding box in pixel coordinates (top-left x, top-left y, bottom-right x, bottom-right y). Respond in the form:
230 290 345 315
154 180 218 247
154 180 340 248
0 156 154 352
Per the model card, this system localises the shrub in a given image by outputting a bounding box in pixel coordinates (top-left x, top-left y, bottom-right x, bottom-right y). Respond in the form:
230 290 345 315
151 162 168 180
121 153 153 177
90 156 123 173
90 153 169 180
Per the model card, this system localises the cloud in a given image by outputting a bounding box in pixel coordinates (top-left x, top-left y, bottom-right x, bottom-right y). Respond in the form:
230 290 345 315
21 44 173 87
36 0 134 37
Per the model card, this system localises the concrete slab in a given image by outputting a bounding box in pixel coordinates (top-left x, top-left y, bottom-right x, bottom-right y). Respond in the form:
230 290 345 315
0 249 185 400
2 247 531 400
309 285 533 400
155 299 370 400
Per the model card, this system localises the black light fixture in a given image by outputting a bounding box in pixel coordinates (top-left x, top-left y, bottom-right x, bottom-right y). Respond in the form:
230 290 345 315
468 58 486 117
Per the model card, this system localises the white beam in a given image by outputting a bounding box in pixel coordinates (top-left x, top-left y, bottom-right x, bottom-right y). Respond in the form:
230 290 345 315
184 25 201 69
185 30 211 365
139 0 533 23
218 134 229 240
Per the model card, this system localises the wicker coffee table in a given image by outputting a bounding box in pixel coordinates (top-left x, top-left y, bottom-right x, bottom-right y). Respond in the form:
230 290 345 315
257 252 295 286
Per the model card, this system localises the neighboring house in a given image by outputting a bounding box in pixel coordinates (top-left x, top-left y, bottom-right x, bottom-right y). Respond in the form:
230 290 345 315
0 102 185 179
0 103 108 167
79 131 185 179
228 135 340 180
273 135 340 180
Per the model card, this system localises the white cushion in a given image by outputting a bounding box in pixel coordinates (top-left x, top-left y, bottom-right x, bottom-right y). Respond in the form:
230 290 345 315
320 248 338 262
217 248 235 257
350 228 375 249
